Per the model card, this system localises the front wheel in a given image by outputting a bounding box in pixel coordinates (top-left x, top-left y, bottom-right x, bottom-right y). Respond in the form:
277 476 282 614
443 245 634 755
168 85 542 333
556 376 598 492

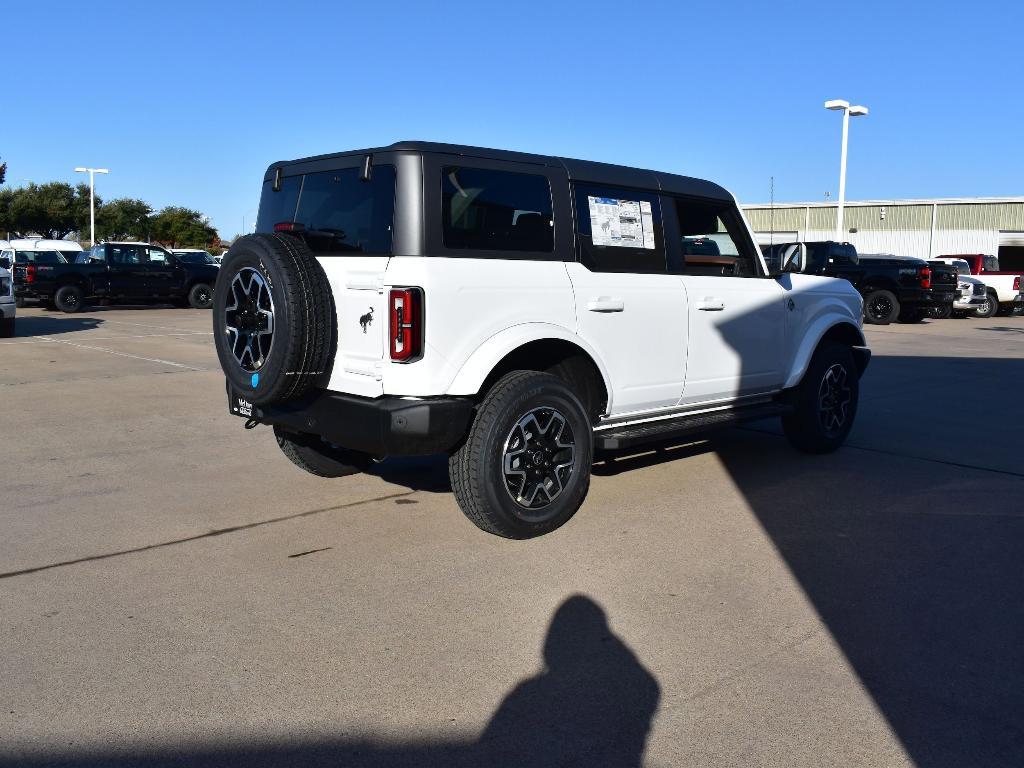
274 426 371 477
975 293 999 319
449 371 593 539
188 282 213 309
0 318 13 338
863 289 900 325
782 343 859 454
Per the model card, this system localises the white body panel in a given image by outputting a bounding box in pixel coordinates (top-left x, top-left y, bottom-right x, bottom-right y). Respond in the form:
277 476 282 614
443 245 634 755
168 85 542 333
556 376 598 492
678 275 787 405
380 257 577 398
932 257 1019 302
564 262 687 415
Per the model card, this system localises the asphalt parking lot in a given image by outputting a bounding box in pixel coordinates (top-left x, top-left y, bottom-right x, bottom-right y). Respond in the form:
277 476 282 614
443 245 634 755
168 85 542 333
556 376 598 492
2 306 1023 767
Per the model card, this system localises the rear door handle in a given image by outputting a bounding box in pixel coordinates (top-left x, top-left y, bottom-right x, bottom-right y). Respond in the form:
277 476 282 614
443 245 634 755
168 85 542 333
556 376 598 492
696 297 725 311
587 297 625 313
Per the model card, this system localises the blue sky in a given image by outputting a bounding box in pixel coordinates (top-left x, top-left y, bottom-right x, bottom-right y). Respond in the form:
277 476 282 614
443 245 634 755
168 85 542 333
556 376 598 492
5 0 1022 239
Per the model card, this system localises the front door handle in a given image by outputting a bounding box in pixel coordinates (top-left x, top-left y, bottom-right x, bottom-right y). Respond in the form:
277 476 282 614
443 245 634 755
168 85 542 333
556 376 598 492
696 297 725 311
587 297 625 313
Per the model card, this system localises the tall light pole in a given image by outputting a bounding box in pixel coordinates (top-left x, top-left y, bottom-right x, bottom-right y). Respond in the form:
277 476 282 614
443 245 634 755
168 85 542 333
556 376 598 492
824 100 868 241
74 167 109 245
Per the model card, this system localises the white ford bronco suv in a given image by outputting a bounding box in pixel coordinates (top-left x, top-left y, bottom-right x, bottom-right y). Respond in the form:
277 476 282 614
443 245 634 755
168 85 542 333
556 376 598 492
214 142 869 538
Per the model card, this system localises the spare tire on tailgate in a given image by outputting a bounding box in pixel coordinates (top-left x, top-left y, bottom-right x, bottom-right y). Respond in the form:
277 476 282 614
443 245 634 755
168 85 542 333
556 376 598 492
213 233 333 406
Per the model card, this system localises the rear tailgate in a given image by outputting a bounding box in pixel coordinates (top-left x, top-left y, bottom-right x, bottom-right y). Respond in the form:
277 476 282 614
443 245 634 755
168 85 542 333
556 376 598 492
928 263 958 301
318 257 390 398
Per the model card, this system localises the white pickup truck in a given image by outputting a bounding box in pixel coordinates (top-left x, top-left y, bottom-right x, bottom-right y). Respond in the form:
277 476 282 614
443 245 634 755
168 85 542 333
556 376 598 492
934 254 1023 318
213 142 870 538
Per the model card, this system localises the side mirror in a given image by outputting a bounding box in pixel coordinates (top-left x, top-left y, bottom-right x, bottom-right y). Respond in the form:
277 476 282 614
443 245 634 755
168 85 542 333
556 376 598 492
780 243 807 274
0 257 10 270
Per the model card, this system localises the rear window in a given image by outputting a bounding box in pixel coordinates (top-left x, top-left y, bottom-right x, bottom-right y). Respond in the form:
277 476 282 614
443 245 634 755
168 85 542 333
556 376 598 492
15 250 66 264
442 166 553 252
256 166 395 255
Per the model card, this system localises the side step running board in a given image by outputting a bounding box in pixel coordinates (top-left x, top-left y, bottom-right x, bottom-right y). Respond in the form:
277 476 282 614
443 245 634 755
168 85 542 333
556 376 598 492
595 403 791 451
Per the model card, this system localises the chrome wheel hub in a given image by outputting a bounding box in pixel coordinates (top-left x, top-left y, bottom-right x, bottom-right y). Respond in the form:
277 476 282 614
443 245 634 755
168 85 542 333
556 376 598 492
225 268 275 372
817 363 852 434
502 407 576 513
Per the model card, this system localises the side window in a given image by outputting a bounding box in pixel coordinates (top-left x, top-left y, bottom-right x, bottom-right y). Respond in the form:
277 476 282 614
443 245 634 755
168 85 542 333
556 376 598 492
110 245 143 265
573 184 664 273
291 166 396 255
147 247 168 264
672 197 758 277
442 166 553 253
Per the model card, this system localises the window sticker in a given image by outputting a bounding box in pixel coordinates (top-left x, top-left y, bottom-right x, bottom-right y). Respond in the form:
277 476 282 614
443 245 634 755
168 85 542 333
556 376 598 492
588 196 656 249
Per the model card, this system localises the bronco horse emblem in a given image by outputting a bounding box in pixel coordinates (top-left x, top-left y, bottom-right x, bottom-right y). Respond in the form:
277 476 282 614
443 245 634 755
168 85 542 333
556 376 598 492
359 307 374 333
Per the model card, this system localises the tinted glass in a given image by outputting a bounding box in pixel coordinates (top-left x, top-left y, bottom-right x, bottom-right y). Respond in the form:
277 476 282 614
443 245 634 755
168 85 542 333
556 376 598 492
573 184 664 273
671 198 757 277
292 167 395 254
442 167 553 252
173 251 215 264
109 245 144 264
15 250 66 264
572 184 663 272
255 174 302 233
58 250 81 263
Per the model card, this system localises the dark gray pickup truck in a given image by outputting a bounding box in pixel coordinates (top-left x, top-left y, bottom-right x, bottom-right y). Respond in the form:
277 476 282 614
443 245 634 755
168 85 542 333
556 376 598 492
13 241 219 312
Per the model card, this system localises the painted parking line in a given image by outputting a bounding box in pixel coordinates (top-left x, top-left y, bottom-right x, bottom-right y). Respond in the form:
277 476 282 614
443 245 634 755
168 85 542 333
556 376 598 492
35 336 207 371
0 331 213 346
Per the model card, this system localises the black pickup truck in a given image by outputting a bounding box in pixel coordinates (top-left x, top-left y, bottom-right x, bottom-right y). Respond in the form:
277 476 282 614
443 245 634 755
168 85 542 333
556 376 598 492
763 241 957 324
13 242 219 313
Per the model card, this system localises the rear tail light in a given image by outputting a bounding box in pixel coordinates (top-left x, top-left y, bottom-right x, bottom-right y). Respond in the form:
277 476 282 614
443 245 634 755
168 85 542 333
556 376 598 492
25 264 36 284
389 287 423 362
919 266 931 289
1014 275 1021 291
273 221 306 233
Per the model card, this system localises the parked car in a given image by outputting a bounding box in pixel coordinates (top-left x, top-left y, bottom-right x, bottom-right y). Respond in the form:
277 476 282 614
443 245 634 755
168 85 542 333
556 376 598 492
13 241 219 312
936 258 988 318
763 241 956 324
171 248 220 267
215 141 870 539
0 262 14 337
0 240 82 307
933 254 1023 318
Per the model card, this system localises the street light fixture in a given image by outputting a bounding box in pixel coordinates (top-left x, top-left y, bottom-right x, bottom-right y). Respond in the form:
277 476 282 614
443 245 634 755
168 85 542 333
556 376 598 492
824 100 868 240
74 167 109 245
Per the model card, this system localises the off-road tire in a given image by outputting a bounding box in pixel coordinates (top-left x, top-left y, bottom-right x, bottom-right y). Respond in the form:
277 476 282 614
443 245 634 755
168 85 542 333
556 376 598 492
0 318 13 338
449 371 593 539
975 292 999 319
54 285 85 314
782 342 859 454
188 282 213 309
213 233 333 406
863 289 900 325
274 426 371 478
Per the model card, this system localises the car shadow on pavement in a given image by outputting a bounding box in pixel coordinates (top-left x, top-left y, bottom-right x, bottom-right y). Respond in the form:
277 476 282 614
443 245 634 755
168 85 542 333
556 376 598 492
0 595 660 768
5 315 103 337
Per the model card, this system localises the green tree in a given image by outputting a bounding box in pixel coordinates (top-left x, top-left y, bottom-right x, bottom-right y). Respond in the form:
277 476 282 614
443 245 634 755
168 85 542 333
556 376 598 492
2 182 96 239
0 187 14 237
150 206 217 248
0 159 6 185
96 198 152 241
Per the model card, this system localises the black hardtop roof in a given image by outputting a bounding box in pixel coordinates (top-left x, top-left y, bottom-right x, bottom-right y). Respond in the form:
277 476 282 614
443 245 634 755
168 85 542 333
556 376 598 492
265 141 733 201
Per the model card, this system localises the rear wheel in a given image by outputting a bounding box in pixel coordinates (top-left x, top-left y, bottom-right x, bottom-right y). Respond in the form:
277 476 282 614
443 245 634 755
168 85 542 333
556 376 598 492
782 343 859 454
188 282 213 309
274 426 371 478
929 303 952 320
975 292 999 318
54 285 85 313
863 289 899 325
449 371 593 539
14 297 26 308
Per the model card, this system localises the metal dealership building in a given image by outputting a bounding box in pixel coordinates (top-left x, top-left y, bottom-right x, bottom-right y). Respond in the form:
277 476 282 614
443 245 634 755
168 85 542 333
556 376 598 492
742 197 1024 271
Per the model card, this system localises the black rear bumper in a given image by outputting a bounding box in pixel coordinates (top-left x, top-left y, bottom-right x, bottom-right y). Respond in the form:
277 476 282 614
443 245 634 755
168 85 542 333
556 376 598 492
228 383 475 457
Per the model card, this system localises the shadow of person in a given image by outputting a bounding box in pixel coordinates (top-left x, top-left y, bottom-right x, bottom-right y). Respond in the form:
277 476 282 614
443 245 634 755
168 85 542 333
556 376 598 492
473 595 660 767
